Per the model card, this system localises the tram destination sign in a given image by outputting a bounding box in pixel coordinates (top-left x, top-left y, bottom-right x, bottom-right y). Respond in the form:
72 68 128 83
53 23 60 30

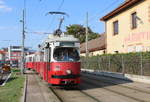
54 42 80 47
60 42 75 46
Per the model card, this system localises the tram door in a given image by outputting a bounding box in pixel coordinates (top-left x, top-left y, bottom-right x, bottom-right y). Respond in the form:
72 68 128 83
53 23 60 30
44 46 51 81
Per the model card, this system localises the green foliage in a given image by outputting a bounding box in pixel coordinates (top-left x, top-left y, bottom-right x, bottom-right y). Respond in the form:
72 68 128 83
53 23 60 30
81 52 150 76
65 24 100 43
88 32 100 41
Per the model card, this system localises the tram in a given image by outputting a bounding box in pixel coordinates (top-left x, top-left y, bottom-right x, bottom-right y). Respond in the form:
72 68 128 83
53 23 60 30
25 54 35 70
25 34 81 86
43 34 80 85
25 11 81 87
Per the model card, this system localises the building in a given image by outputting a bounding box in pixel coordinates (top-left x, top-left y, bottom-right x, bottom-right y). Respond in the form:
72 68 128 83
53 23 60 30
0 50 6 61
8 46 21 61
80 34 106 56
101 0 150 54
7 46 33 67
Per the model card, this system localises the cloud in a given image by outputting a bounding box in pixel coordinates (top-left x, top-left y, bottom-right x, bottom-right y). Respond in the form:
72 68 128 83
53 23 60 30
0 0 12 12
0 0 4 4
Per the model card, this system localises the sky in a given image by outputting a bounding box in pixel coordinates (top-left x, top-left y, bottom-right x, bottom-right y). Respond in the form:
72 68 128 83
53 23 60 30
0 0 124 49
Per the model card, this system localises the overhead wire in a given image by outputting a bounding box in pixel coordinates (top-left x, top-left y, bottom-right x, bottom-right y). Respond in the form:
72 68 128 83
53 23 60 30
57 0 65 11
22 0 50 49
47 0 65 31
88 0 121 23
81 0 122 27
81 0 123 33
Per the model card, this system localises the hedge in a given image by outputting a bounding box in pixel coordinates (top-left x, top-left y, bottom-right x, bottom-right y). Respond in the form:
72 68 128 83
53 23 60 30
81 52 150 76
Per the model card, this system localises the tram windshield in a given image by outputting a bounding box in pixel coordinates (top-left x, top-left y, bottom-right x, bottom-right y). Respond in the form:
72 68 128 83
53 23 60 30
53 47 80 62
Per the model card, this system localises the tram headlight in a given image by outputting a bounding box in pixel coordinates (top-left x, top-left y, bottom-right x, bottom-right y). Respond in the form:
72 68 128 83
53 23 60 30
54 66 60 71
66 69 72 74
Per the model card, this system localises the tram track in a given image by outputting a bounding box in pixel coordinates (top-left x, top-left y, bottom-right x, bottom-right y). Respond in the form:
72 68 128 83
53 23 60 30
24 70 150 102
78 89 102 102
24 72 102 102
82 74 150 94
82 76 150 102
49 86 102 102
49 87 64 102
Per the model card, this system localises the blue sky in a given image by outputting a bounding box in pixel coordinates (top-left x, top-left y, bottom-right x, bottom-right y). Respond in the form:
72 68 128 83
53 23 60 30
0 0 124 49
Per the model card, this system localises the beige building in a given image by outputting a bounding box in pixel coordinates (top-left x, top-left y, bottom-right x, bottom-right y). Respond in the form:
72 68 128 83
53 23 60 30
101 0 150 54
80 34 106 56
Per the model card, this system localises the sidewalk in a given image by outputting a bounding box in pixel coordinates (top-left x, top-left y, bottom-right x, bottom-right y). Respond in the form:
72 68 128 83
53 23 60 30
25 70 60 102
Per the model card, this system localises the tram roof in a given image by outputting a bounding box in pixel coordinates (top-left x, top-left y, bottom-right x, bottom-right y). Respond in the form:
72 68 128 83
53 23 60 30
44 34 79 43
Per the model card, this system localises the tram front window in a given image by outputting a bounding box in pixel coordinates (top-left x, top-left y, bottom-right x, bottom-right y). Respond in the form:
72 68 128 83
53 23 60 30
54 47 80 61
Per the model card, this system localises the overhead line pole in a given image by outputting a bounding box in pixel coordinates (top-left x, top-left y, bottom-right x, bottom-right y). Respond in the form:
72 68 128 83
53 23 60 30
85 12 89 57
21 0 26 75
21 9 25 75
85 12 89 69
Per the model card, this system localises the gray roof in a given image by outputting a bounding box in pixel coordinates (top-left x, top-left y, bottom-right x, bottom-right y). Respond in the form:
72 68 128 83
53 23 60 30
80 34 106 53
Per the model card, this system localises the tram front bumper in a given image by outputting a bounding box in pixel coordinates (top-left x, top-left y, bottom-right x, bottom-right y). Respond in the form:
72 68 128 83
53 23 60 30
50 74 80 85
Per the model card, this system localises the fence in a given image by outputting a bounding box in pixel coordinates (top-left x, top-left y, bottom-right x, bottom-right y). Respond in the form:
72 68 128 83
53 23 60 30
81 52 150 76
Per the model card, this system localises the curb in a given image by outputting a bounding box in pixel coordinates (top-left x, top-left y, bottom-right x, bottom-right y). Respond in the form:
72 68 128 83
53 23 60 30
0 72 12 86
21 75 27 102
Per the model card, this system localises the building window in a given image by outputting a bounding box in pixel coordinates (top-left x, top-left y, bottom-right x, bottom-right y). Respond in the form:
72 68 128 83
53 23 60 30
114 51 119 54
103 50 106 54
131 12 137 29
113 21 119 35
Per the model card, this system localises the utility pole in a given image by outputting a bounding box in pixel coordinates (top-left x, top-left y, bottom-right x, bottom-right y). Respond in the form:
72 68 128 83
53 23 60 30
85 12 89 57
21 9 25 74
85 12 89 69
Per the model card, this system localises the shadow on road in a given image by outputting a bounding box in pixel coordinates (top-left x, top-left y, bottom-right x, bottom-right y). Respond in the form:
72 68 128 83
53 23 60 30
79 72 133 90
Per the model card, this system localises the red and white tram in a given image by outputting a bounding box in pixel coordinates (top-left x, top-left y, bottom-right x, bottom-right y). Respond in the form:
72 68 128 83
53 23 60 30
25 34 81 86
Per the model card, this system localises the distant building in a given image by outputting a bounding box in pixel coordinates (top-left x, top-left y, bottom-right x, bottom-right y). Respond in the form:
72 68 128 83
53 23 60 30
7 46 33 67
8 46 22 61
0 50 6 61
80 34 106 56
101 0 150 53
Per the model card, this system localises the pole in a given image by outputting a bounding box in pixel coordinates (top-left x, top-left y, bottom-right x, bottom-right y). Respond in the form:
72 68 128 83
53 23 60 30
122 55 125 74
108 55 111 71
21 9 25 74
85 12 89 69
140 52 143 76
85 12 89 57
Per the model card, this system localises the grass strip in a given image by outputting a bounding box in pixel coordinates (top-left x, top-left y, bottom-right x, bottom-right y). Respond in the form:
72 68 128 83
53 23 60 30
0 68 25 102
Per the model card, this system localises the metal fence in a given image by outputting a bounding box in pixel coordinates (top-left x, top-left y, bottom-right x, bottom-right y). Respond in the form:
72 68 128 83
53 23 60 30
81 53 150 76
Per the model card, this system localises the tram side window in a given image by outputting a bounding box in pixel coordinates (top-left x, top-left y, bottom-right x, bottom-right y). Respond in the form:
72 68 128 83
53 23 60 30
29 57 32 62
49 48 51 62
33 57 35 62
44 48 51 62
40 53 44 62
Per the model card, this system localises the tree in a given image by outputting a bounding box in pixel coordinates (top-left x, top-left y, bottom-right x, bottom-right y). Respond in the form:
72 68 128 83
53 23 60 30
65 24 100 43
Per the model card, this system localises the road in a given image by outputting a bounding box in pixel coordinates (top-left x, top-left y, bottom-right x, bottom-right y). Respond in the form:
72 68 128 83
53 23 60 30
25 71 150 102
